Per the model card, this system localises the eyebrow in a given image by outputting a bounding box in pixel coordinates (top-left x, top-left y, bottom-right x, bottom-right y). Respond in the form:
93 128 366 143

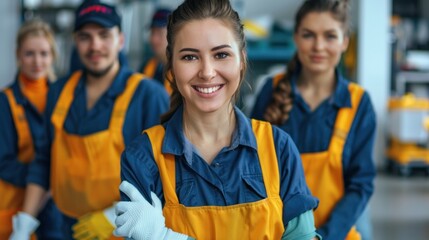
301 28 338 34
179 44 232 53
75 31 89 36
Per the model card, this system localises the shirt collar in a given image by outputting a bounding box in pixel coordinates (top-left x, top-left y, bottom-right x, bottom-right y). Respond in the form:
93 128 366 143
332 72 352 108
162 105 186 156
290 67 351 109
231 106 257 150
162 105 257 158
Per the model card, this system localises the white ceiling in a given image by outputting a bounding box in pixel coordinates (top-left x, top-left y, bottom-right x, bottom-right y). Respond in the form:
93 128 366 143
156 0 305 21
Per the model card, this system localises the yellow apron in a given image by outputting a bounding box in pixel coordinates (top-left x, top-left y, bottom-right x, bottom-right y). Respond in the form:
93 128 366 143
301 83 364 240
50 71 143 222
145 119 284 239
142 58 173 95
3 88 35 163
0 88 35 239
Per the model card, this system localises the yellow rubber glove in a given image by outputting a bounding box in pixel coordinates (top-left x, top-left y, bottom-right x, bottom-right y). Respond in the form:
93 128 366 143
72 206 115 240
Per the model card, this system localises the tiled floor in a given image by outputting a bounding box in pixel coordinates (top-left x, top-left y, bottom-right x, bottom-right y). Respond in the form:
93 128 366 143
370 172 429 240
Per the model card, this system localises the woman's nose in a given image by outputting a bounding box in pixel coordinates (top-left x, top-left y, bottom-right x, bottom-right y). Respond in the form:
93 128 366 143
198 59 216 80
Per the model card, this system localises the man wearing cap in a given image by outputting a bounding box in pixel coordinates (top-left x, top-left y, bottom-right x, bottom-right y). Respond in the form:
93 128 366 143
10 0 169 239
140 8 172 94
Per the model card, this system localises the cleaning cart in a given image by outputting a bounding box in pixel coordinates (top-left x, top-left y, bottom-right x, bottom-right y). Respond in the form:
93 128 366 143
386 94 429 176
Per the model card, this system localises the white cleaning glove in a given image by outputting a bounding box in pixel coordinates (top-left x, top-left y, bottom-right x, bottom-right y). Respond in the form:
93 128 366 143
114 181 189 240
9 212 40 240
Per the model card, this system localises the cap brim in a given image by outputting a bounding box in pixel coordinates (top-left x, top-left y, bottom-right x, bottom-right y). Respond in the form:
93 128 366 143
74 17 116 31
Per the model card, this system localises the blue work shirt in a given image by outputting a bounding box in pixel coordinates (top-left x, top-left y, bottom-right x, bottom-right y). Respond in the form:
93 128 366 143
0 77 45 187
121 105 318 228
27 65 170 190
251 68 376 240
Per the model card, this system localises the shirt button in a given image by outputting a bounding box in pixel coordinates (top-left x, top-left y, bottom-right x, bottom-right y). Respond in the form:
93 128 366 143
214 163 220 167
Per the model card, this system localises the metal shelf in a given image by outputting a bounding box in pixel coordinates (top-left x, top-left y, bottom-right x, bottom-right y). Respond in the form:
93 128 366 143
395 71 429 95
247 47 294 62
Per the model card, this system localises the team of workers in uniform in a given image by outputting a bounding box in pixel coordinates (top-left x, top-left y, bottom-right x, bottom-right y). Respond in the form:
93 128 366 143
4 1 168 239
0 0 375 239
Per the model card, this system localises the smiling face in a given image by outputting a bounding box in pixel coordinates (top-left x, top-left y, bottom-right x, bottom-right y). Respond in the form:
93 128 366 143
172 18 243 115
17 35 54 80
294 12 349 75
74 23 124 76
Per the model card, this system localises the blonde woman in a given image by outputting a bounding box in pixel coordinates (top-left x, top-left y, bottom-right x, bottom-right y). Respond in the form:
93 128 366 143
0 19 62 239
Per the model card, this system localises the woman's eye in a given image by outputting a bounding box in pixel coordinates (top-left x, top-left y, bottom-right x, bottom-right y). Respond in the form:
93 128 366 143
181 55 197 61
215 52 229 59
24 51 34 57
40 51 49 57
302 33 313 39
327 34 338 40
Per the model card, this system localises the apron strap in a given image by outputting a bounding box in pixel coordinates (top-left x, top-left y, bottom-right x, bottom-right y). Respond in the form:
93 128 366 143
145 125 179 205
142 58 158 78
109 73 144 135
329 82 365 155
51 71 82 129
251 119 280 198
3 88 34 163
143 57 173 95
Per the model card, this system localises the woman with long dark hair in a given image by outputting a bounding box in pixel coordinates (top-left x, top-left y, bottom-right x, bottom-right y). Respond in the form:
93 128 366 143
252 1 376 239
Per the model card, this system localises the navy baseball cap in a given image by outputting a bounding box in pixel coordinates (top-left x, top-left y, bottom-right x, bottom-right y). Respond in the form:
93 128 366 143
150 8 171 28
74 0 121 31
